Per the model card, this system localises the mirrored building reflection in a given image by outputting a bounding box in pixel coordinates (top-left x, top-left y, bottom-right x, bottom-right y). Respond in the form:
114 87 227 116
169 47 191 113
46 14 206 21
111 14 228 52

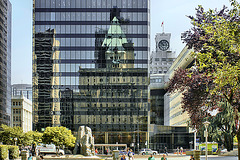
33 0 150 148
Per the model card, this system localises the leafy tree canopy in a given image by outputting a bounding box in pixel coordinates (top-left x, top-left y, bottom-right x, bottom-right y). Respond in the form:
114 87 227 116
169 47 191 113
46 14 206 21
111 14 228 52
23 131 43 146
167 0 240 154
0 124 24 146
42 126 76 148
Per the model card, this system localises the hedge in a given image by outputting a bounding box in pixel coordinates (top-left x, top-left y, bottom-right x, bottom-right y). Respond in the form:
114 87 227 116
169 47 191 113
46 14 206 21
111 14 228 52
0 145 8 160
8 145 19 159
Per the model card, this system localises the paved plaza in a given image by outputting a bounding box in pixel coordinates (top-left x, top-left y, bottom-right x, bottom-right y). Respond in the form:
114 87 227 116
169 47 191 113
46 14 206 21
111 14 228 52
134 155 238 160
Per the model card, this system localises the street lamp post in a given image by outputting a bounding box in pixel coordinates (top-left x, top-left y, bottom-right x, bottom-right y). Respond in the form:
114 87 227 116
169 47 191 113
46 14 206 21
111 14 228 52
14 137 18 146
203 121 210 160
194 127 197 150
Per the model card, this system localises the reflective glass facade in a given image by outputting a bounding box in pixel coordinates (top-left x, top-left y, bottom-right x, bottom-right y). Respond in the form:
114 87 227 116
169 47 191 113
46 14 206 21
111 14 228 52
33 0 150 147
0 0 11 125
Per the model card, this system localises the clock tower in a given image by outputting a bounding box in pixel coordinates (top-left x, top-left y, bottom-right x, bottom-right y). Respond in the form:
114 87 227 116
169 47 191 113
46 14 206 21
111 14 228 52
149 32 175 75
155 33 171 52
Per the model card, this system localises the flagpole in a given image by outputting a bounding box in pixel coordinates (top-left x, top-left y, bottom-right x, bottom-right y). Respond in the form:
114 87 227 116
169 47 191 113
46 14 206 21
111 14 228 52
161 21 164 33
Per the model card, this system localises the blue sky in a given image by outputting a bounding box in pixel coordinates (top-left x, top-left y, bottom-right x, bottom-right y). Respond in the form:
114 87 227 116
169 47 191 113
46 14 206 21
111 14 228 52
11 0 231 84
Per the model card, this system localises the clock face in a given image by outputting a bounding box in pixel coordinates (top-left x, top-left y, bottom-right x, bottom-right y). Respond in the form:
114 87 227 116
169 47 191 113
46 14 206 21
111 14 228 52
158 40 169 51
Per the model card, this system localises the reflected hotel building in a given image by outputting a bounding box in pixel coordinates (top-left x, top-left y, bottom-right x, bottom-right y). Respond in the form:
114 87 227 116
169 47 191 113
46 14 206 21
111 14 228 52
33 0 150 147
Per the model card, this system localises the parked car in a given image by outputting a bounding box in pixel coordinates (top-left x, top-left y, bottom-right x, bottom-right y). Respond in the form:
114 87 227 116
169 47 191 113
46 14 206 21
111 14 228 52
139 148 158 155
221 149 227 153
36 144 65 156
119 150 127 155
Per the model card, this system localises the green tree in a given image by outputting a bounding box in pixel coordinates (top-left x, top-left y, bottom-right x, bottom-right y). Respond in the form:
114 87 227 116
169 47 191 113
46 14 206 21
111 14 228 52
0 124 24 146
207 102 236 151
42 126 76 149
23 131 43 146
180 0 240 157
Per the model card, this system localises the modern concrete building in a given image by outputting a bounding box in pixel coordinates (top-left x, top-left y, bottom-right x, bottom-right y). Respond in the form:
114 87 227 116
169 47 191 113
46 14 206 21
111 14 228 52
11 95 32 132
12 84 32 101
33 0 150 148
0 0 11 126
164 46 194 126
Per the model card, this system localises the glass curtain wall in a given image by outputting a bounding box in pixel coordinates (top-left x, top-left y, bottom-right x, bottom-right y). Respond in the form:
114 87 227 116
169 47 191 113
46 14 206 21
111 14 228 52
33 0 150 148
0 0 11 125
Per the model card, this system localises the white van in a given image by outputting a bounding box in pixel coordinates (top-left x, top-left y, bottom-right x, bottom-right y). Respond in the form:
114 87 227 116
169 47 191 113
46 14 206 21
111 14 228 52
36 144 65 156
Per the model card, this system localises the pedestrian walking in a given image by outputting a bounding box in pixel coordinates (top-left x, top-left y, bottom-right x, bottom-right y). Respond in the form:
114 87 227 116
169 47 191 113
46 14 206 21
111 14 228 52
121 155 127 160
128 149 134 160
190 155 195 160
161 154 167 160
148 154 155 160
177 147 179 155
28 153 32 160
164 146 168 156
180 147 183 155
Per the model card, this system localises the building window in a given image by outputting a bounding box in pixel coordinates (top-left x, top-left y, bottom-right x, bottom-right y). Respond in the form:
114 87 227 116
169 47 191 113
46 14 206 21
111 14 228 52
13 102 15 106
155 58 159 61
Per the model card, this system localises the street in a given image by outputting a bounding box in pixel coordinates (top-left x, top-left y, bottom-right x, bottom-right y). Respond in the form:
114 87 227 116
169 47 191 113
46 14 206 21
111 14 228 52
132 155 238 160
200 156 238 160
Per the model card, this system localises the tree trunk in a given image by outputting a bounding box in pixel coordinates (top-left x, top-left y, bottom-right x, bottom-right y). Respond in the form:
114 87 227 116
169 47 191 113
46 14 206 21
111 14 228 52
224 134 233 151
237 131 240 160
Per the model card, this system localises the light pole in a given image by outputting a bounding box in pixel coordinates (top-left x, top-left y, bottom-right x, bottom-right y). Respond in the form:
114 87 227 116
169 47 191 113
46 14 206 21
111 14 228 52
194 127 197 150
203 121 210 160
14 137 18 146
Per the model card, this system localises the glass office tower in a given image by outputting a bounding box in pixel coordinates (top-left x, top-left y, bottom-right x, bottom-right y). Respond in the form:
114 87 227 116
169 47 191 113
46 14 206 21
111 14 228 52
33 0 150 147
0 0 11 125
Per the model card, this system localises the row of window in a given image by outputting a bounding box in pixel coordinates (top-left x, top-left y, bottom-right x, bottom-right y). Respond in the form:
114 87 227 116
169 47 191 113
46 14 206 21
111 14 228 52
35 12 148 22
154 58 175 62
150 62 172 66
46 50 148 60
12 102 21 106
35 0 148 9
53 37 148 47
13 109 21 114
35 24 148 34
150 78 162 83
36 64 148 72
82 77 146 83
13 116 21 122
150 71 167 74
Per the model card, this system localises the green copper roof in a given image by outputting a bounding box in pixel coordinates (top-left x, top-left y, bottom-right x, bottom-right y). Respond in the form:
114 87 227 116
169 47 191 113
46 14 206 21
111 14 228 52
102 17 128 51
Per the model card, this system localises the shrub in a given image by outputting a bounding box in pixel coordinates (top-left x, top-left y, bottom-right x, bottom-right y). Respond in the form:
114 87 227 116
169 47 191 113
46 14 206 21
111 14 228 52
0 145 8 160
8 145 19 159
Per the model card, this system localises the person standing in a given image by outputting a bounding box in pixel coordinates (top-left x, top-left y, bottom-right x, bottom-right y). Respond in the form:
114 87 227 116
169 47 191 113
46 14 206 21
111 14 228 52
177 147 179 155
164 146 168 156
128 149 134 160
121 155 127 160
148 154 155 160
161 154 167 160
180 147 183 155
